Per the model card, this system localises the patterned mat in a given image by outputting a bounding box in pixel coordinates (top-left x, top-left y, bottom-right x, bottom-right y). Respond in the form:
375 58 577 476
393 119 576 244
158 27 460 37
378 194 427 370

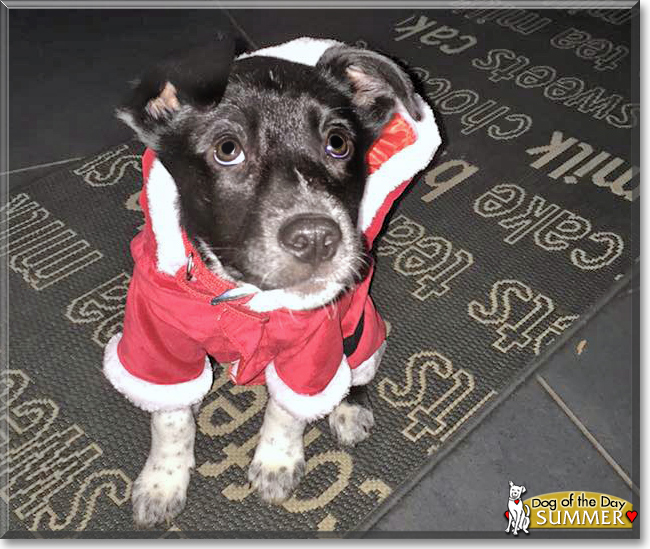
3 7 637 537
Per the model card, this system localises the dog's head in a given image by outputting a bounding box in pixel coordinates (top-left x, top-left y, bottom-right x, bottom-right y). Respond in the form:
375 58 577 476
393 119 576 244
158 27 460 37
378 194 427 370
509 481 526 500
118 36 422 307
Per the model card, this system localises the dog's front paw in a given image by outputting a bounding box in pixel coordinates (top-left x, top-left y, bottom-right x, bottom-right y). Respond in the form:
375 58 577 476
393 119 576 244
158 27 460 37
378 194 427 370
329 401 374 446
132 457 193 528
248 454 305 504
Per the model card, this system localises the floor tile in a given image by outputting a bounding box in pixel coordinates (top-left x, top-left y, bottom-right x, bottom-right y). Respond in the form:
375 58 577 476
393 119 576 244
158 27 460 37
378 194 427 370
5 157 82 191
372 373 636 533
537 273 638 487
225 8 416 50
8 9 238 169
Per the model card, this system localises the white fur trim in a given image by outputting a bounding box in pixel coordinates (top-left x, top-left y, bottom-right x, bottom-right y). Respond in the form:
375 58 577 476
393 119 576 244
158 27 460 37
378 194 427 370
246 281 343 313
237 37 341 67
358 98 441 233
264 357 351 421
147 159 187 275
103 334 213 412
350 341 386 386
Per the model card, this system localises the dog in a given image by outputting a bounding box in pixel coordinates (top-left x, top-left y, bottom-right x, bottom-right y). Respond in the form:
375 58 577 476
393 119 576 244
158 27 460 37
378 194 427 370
506 481 531 535
104 34 440 527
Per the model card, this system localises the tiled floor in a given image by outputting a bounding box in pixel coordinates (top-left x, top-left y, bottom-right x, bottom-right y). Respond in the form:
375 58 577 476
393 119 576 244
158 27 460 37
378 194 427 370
7 8 638 535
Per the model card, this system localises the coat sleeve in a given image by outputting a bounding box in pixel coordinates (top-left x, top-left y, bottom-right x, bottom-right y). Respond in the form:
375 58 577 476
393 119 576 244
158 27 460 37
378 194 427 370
103 250 212 413
264 310 351 421
344 296 387 387
339 269 387 386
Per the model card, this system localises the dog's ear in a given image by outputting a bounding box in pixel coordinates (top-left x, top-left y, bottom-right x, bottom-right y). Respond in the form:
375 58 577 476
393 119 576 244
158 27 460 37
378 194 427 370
509 481 514 487
317 44 423 134
521 486 526 493
116 33 235 149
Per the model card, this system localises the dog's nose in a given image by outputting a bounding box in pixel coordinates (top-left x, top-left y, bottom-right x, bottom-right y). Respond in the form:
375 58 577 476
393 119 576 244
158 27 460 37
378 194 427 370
279 214 342 264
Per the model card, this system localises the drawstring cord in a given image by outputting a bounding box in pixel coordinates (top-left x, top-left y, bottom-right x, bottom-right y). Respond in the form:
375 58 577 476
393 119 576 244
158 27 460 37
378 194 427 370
174 240 268 323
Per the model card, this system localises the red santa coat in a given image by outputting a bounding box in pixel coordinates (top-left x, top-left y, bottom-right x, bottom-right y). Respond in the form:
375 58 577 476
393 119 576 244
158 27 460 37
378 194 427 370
103 37 441 420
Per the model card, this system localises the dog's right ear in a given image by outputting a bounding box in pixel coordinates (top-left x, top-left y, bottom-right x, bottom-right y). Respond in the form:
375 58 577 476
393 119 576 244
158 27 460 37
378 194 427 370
509 481 514 487
317 44 423 138
116 34 235 149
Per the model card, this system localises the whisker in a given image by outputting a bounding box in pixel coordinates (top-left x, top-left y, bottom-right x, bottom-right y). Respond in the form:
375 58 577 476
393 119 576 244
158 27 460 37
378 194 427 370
208 246 239 252
259 266 282 288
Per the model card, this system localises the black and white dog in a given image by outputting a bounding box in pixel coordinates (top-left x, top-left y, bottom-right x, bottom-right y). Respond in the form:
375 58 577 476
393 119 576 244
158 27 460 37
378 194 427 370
105 35 440 527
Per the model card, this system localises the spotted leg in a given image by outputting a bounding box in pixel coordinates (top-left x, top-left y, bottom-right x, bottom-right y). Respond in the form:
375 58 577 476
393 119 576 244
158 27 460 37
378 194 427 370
329 384 374 446
132 407 196 527
248 397 306 503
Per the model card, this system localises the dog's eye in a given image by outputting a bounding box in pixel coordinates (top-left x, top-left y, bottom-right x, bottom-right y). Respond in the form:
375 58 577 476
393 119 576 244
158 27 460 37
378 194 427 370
214 138 245 166
326 132 352 159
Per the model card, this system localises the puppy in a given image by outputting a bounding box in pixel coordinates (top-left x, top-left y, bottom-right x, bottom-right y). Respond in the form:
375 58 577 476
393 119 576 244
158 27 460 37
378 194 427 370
103 35 440 527
506 481 530 535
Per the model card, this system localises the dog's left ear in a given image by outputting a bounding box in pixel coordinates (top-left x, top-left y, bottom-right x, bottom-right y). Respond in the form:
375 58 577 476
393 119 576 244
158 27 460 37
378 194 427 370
116 33 236 149
317 45 423 135
521 486 527 493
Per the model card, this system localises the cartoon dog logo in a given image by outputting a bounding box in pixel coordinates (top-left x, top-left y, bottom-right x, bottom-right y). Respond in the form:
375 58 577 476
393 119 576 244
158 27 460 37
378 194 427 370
505 481 531 535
